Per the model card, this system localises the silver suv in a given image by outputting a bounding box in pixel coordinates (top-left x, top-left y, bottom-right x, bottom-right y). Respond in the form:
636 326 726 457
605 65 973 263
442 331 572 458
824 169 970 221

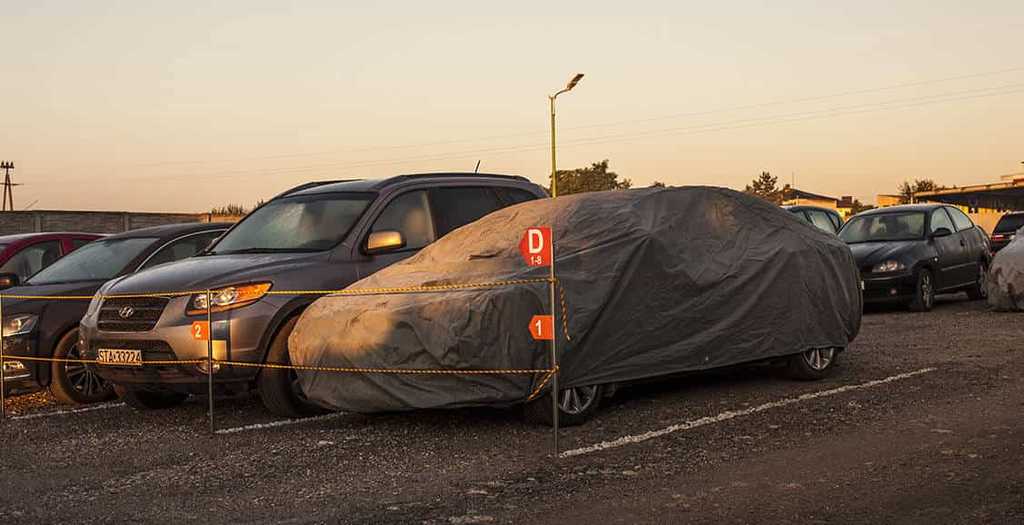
80 173 546 416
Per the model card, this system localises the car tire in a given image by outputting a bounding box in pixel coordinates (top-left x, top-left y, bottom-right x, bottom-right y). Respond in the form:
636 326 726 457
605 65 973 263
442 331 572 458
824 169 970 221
256 316 329 418
908 268 935 312
114 384 188 410
524 384 603 427
966 261 988 301
786 347 840 381
49 329 115 405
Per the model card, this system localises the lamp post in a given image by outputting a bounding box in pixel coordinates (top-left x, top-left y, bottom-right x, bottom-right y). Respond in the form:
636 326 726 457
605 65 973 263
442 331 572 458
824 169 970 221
549 73 584 198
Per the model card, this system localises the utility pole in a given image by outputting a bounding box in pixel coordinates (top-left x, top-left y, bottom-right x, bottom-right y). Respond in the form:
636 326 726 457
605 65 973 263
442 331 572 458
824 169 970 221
1 161 15 211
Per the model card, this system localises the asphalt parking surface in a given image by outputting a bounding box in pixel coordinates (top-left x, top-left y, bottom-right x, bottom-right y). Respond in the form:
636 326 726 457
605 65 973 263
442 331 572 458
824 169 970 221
1 294 1022 524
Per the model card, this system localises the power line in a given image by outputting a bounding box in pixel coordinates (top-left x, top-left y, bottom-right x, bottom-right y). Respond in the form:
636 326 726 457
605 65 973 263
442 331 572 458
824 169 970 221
108 81 1024 182
33 65 1024 175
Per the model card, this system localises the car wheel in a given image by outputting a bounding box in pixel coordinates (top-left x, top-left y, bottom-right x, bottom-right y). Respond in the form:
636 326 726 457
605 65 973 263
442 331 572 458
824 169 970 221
49 329 115 405
786 347 840 381
524 384 603 427
908 268 935 312
966 261 988 300
114 384 188 410
256 316 329 418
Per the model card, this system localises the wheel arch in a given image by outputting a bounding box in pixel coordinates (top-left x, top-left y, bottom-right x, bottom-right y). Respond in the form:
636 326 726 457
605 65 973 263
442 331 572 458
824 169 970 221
255 297 317 364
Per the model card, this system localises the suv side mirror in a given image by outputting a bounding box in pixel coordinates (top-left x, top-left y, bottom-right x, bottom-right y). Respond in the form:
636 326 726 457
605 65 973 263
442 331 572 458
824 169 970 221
0 273 20 290
930 227 953 238
365 230 406 254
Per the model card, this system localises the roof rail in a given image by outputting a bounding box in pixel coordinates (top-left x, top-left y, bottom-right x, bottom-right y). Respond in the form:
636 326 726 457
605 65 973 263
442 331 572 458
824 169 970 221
386 172 531 184
274 179 361 199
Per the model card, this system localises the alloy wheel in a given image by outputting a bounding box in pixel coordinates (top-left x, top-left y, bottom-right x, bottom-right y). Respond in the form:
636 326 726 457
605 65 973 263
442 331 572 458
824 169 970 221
921 273 934 309
557 385 599 415
64 343 109 398
977 265 988 298
801 348 836 371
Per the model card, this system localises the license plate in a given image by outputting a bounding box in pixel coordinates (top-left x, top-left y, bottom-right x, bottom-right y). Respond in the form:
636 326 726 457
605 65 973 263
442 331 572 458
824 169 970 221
96 349 143 367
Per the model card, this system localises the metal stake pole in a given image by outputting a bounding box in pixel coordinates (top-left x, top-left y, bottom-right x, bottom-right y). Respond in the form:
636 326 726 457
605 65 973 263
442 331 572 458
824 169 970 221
1 294 6 420
206 290 214 434
549 233 559 457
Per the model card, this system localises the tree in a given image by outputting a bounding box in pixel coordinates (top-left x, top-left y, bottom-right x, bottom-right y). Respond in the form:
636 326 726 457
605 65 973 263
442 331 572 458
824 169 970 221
649 181 667 188
850 198 874 214
210 200 264 216
744 171 782 204
210 204 248 216
551 160 631 195
897 179 942 204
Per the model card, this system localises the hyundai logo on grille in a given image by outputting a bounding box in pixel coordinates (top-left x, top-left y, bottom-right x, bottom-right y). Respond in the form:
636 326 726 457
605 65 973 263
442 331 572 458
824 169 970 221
118 306 135 319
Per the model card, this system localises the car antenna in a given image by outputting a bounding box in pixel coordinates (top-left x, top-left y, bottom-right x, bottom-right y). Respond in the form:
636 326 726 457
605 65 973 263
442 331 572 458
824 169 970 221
474 160 481 173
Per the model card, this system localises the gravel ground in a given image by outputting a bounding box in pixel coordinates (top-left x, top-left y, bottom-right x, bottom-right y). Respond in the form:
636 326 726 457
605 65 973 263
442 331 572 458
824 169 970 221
1 293 1021 523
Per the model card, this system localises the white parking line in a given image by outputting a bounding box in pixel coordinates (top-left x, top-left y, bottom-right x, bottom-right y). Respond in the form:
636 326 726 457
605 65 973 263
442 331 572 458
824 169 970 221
560 367 938 458
9 401 125 421
215 412 347 434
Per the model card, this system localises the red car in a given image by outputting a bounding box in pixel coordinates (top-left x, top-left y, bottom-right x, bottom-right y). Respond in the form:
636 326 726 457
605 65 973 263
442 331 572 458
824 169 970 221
0 233 104 288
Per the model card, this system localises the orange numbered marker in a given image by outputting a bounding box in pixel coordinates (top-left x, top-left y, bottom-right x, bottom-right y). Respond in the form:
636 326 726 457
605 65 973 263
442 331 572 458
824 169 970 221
528 315 554 341
191 321 210 341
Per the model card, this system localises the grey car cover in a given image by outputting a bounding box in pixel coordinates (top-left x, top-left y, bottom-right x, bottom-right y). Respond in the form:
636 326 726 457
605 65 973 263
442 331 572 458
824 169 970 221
289 187 862 413
987 226 1024 311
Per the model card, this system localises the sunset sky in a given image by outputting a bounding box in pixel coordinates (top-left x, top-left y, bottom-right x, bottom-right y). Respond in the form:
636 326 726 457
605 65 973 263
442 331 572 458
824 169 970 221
2 1 1023 212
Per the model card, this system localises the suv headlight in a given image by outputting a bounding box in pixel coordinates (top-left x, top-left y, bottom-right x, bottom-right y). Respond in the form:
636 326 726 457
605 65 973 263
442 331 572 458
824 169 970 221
872 260 906 273
2 314 38 336
187 283 272 316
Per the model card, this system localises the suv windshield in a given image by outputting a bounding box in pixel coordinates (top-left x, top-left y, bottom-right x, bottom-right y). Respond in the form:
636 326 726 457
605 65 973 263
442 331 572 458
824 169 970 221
28 237 157 285
840 212 926 243
994 214 1024 234
209 192 374 254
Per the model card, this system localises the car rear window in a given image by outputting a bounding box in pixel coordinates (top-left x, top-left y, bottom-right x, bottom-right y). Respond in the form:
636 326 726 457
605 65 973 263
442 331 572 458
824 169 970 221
994 214 1024 233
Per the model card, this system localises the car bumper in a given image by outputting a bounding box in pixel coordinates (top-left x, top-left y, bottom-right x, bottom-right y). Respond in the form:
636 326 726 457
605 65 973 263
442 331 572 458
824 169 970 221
80 296 284 394
861 271 917 303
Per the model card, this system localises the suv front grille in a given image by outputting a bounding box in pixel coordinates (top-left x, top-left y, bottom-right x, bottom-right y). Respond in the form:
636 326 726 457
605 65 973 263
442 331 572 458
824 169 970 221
98 297 170 332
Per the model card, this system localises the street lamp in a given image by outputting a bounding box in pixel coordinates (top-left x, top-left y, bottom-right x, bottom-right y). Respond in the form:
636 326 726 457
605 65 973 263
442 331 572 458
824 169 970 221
549 73 584 198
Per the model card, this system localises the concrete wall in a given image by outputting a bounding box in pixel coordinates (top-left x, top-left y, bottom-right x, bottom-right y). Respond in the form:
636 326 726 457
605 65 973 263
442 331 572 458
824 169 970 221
0 210 243 235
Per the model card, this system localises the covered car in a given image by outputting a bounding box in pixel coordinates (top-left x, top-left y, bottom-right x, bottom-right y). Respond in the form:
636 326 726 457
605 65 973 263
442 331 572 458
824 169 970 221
289 187 862 424
987 226 1024 311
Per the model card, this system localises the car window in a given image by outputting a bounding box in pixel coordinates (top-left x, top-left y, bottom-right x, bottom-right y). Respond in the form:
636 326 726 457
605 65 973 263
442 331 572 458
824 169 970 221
945 207 974 231
930 208 955 234
0 240 62 281
370 190 435 251
787 209 810 224
430 187 505 237
806 210 838 233
497 187 539 206
71 238 93 250
138 231 224 271
994 214 1024 233
27 238 157 285
828 212 842 231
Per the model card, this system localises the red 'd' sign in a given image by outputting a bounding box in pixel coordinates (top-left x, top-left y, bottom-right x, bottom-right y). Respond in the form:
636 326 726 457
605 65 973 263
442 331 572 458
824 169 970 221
529 315 554 341
519 226 552 267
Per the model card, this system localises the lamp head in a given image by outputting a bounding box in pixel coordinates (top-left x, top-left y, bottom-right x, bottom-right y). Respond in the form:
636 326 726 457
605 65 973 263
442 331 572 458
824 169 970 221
566 73 584 91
